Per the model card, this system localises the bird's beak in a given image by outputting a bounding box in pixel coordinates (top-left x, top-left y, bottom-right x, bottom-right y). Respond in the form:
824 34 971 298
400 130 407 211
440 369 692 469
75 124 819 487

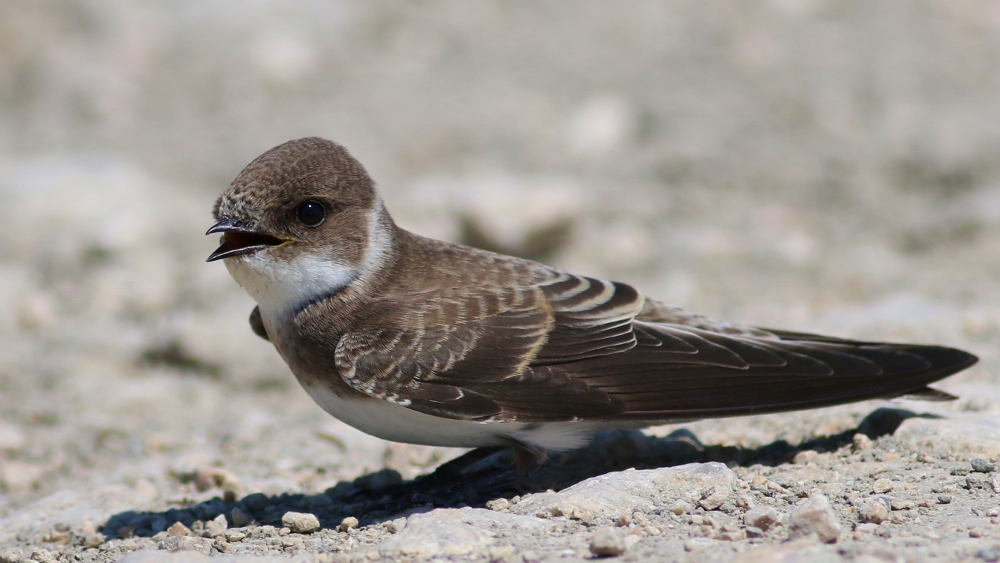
205 218 288 262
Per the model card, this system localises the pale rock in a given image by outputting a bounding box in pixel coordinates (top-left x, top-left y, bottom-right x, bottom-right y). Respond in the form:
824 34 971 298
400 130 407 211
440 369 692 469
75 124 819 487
871 479 894 494
589 527 627 557
382 518 406 534
699 485 730 510
744 506 781 531
339 516 358 532
852 434 873 452
29 550 55 563
855 497 890 524
671 500 693 515
486 498 510 512
166 522 191 537
511 462 734 523
787 494 841 543
281 511 319 534
204 514 227 537
378 508 545 559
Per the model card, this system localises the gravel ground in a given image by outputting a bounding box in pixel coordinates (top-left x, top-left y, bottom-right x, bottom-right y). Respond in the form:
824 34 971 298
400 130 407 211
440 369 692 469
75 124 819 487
2 2 1000 562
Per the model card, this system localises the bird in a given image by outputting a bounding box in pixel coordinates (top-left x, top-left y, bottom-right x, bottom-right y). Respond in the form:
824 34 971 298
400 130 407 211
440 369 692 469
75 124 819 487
207 137 977 469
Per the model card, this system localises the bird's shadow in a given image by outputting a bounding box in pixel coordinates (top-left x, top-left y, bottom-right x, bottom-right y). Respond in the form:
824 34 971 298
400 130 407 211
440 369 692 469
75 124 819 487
103 407 937 538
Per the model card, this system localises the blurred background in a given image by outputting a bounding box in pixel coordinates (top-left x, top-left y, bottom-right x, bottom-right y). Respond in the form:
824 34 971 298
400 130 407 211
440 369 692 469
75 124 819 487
1 0 999 519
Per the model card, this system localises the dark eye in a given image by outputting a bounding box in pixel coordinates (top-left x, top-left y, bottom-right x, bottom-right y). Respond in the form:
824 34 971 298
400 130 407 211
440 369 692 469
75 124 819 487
296 200 326 227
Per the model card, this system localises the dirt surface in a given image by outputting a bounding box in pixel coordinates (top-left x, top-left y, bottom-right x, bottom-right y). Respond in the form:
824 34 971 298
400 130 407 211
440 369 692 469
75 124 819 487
2 2 1000 562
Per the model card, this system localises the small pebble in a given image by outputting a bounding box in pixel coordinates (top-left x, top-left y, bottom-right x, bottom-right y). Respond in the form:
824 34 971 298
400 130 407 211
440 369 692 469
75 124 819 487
224 530 245 542
205 514 228 537
852 434 873 452
745 526 764 538
970 527 984 538
788 493 841 543
486 498 510 512
744 505 780 531
382 518 406 534
589 527 626 557
872 478 894 494
671 501 692 515
166 522 191 537
890 499 914 511
938 495 953 504
971 459 995 473
340 516 359 532
856 497 889 524
29 550 55 563
282 511 320 534
0 548 22 563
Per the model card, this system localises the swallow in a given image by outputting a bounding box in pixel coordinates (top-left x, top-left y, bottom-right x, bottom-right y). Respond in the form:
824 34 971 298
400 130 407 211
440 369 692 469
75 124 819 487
207 137 977 467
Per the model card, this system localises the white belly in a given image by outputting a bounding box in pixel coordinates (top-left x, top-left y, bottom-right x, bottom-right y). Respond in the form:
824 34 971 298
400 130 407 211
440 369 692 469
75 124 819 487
301 384 596 452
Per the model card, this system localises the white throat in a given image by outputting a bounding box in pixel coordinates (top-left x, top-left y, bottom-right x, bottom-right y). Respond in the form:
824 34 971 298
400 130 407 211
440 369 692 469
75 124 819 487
224 198 392 322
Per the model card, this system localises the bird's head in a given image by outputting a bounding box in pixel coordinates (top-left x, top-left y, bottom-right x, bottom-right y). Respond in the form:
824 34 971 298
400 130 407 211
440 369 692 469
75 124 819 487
208 137 394 318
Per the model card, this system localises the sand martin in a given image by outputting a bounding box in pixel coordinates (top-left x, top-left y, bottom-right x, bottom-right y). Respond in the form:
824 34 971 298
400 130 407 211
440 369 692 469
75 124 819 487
207 137 977 465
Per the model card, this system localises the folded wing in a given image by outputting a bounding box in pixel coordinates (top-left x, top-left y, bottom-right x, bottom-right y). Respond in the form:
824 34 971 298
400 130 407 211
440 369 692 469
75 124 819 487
335 273 977 423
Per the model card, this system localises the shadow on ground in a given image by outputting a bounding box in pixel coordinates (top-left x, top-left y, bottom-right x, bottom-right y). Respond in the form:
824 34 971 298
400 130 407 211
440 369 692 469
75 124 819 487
104 407 936 538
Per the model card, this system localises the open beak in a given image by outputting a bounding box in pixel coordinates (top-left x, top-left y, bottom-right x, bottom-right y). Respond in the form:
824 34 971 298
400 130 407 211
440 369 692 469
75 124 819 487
206 219 288 262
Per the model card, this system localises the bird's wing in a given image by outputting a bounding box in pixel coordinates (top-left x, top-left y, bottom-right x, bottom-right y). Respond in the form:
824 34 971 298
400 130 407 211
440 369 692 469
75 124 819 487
555 321 974 421
334 274 645 420
335 276 977 423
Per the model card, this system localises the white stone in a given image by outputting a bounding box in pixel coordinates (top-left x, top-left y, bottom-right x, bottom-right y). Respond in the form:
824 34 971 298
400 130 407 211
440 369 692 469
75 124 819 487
511 462 734 523
787 494 841 543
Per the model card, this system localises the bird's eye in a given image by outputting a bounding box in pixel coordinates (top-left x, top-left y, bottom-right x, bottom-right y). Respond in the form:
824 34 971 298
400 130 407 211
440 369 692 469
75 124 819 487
296 200 326 227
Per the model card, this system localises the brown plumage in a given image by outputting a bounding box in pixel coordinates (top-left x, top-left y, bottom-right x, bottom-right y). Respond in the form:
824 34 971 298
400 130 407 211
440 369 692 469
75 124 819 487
208 137 977 461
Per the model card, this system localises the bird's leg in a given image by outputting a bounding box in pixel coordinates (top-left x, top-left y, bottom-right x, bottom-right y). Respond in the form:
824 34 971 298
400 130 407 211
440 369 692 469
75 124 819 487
511 443 548 473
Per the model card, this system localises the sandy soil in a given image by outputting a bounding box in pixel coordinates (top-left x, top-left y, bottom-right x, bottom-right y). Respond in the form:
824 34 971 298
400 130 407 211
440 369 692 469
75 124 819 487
1 2 1000 562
